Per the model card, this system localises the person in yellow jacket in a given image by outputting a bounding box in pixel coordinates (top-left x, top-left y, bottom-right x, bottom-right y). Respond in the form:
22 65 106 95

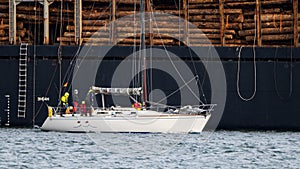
60 92 69 116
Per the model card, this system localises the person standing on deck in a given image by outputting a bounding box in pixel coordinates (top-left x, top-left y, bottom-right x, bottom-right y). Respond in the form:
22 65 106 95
85 88 95 116
73 89 79 113
60 92 69 117
80 101 87 116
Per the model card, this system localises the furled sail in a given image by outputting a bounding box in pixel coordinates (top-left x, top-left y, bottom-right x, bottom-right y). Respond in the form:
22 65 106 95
92 86 142 96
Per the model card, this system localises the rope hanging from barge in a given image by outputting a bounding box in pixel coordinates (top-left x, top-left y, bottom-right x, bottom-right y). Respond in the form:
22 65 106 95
236 4 257 101
273 47 293 100
236 46 257 101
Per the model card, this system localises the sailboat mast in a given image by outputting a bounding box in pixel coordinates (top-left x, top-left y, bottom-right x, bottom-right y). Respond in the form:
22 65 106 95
140 0 147 107
58 0 63 101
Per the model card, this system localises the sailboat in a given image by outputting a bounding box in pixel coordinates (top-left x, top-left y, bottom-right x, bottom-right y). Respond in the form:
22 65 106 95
41 85 215 133
40 0 216 133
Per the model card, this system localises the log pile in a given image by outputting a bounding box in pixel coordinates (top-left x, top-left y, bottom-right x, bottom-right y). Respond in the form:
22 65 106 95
52 1 75 45
0 0 299 46
0 1 74 45
0 1 8 44
237 0 297 46
0 2 45 44
188 0 232 45
82 1 122 45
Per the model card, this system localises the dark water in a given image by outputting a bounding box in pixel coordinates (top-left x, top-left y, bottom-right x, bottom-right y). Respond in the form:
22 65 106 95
0 128 299 168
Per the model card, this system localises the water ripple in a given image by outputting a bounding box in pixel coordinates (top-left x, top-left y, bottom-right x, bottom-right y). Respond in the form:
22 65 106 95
0 129 299 168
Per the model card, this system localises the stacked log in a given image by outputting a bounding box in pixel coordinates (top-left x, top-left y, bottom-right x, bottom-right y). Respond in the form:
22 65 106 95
0 2 8 44
221 0 251 46
258 1 295 45
188 0 221 45
43 0 300 46
70 1 111 45
0 0 299 46
0 1 75 45
53 1 75 45
237 0 297 46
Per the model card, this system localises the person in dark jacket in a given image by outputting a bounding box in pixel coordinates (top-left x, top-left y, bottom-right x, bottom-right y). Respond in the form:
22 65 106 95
73 89 79 113
85 89 95 116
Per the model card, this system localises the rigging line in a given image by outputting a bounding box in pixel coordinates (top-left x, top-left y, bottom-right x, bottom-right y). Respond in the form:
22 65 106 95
57 0 63 103
187 0 190 45
54 1 59 43
32 1 38 126
71 1 113 71
59 12 90 88
83 2 96 36
187 13 209 105
109 2 112 40
110 1 121 42
82 1 112 40
156 76 199 104
57 1 95 80
33 1 37 43
68 2 114 88
149 42 153 102
61 1 114 92
67 3 70 41
38 4 41 44
74 0 110 47
151 6 203 104
171 0 180 44
150 33 153 102
70 45 94 80
273 47 293 100
61 45 81 79
73 1 116 68
34 63 59 119
148 0 153 102
129 95 139 103
150 5 204 105
132 0 137 90
178 0 181 43
139 7 143 99
236 9 257 101
60 46 83 91
200 46 211 103
173 0 178 10
59 0 63 44
67 1 112 76
63 48 94 94
60 55 79 93
187 39 208 104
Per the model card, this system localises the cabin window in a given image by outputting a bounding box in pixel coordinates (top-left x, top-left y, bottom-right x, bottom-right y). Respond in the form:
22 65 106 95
97 112 108 114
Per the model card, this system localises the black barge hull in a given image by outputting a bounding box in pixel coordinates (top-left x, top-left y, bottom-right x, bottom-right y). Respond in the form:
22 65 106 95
1 45 300 130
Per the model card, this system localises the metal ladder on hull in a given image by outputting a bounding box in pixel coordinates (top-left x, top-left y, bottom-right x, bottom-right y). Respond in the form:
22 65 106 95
17 43 28 118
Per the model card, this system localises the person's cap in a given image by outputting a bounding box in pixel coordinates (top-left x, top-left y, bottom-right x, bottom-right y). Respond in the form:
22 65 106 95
64 92 69 96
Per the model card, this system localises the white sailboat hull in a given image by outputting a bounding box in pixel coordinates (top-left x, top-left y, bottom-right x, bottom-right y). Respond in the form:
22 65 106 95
41 113 211 133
